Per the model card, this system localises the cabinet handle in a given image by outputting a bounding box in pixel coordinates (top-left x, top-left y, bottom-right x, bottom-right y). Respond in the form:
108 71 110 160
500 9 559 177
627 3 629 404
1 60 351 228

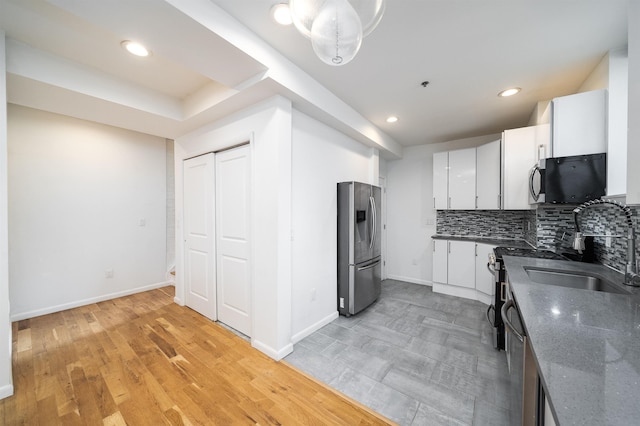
498 194 502 209
433 197 436 209
448 197 451 209
475 244 478 256
448 241 451 253
433 240 436 252
475 196 478 209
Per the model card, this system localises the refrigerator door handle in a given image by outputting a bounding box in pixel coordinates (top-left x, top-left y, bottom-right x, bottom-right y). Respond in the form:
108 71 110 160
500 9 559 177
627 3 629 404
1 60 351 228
369 195 376 250
357 259 381 271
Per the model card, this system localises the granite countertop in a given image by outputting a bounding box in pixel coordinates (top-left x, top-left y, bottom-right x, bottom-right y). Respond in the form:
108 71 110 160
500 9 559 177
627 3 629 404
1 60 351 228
503 256 640 426
430 234 534 249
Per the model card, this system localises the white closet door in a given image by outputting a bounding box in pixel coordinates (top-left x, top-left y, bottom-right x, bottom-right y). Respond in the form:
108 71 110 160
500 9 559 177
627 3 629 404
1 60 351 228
216 145 252 336
183 153 216 320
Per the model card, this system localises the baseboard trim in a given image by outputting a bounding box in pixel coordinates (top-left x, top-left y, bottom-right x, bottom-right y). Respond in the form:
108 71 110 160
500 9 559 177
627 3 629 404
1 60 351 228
291 311 339 344
252 339 293 361
0 384 14 400
386 274 431 286
10 281 173 321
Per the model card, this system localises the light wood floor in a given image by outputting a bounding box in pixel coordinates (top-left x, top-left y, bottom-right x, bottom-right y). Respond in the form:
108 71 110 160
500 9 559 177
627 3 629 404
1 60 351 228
0 287 394 425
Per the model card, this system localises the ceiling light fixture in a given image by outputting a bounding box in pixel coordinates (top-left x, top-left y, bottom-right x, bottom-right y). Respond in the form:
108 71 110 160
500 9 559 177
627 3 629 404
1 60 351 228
271 3 293 25
386 116 399 123
498 87 521 97
289 0 385 66
121 40 151 57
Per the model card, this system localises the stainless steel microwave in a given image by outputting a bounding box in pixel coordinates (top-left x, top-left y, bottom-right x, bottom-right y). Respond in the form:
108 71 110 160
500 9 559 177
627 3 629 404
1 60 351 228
529 153 606 204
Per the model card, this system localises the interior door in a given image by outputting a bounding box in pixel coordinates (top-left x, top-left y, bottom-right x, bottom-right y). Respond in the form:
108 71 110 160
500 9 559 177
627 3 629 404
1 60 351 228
215 145 252 336
183 153 216 320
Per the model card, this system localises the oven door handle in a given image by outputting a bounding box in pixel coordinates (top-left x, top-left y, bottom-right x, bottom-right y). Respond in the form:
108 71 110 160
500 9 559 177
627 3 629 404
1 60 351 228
501 299 524 343
487 261 495 274
486 304 495 327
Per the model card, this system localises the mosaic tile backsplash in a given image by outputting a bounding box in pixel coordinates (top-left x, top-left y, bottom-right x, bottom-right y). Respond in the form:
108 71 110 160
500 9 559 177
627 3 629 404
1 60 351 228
436 204 640 274
436 210 529 240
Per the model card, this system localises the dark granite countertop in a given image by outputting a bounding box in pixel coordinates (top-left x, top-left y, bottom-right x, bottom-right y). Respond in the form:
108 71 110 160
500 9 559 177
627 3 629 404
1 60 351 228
503 256 640 426
431 234 535 249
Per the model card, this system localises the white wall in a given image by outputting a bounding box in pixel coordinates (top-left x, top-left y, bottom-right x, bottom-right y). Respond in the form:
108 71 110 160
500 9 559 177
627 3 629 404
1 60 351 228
290 110 376 342
386 134 500 285
578 49 629 197
0 32 14 400
627 1 640 205
7 105 168 320
174 96 293 360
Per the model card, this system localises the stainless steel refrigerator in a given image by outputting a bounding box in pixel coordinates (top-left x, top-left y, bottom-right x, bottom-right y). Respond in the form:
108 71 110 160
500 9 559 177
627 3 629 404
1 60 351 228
337 181 382 316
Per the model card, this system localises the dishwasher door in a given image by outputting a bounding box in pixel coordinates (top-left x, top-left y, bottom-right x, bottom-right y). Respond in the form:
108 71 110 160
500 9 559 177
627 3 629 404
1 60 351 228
502 292 540 426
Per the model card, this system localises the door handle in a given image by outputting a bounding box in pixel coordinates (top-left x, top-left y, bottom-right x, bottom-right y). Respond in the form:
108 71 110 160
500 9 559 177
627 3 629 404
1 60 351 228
501 299 524 343
369 196 376 250
357 259 380 271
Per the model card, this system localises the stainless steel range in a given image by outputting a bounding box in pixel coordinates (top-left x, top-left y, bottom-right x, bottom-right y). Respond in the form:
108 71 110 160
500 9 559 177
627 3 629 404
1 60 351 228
487 247 567 350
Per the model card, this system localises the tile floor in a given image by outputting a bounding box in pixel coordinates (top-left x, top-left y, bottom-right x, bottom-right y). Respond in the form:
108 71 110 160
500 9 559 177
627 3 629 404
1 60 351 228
284 280 512 426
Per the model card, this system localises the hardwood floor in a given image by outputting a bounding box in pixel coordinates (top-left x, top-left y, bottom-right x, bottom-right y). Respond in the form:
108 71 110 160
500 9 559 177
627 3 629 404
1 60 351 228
0 287 394 425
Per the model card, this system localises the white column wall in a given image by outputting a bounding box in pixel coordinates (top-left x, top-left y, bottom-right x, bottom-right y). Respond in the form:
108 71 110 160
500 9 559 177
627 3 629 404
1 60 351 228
627 1 640 204
385 134 500 285
0 32 14 401
290 110 374 342
7 105 168 320
174 96 293 360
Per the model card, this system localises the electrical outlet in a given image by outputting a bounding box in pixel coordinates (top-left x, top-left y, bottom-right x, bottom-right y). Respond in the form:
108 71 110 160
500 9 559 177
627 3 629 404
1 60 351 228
139 218 146 227
412 259 418 265
311 288 316 301
340 298 344 309
105 269 114 278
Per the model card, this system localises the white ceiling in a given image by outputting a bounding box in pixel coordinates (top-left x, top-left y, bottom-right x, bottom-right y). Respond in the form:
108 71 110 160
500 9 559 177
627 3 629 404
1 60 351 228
213 0 629 145
0 0 629 155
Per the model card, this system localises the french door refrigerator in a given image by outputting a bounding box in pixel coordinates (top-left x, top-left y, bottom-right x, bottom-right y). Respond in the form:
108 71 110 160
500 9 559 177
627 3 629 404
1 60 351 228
337 181 382 316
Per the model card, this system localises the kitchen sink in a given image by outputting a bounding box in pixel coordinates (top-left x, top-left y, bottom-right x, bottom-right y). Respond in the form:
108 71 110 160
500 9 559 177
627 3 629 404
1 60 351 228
524 267 631 295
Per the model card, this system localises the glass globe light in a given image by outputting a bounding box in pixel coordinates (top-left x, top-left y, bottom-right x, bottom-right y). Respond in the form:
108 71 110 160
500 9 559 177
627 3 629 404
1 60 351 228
311 0 363 65
290 0 385 39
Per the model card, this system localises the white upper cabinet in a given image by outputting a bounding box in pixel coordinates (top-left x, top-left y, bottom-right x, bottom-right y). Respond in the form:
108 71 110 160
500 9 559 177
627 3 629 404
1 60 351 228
552 89 607 157
433 151 449 209
448 148 477 210
476 140 501 209
502 124 550 210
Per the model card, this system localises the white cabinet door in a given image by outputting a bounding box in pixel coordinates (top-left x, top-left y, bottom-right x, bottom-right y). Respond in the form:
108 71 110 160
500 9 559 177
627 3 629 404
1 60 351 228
448 148 476 210
476 140 501 209
447 241 475 288
502 124 549 210
552 89 607 157
432 240 448 284
475 243 496 296
433 152 449 209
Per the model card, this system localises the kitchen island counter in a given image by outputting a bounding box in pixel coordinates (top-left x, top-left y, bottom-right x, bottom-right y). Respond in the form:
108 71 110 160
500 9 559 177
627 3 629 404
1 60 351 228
503 256 640 426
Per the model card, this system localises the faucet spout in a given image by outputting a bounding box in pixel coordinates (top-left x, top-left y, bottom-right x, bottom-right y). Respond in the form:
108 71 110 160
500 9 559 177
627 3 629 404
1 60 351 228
573 199 639 286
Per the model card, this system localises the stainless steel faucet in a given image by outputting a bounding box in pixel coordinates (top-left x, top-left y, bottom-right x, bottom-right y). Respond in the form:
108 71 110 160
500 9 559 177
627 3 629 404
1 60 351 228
573 199 640 287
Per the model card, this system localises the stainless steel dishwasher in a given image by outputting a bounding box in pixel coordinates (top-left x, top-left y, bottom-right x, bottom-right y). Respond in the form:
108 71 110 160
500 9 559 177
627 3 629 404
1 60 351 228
501 281 541 426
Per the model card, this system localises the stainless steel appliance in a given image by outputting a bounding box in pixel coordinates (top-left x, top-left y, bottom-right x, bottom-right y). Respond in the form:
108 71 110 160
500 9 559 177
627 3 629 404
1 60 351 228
487 247 566 350
502 284 540 426
529 153 606 204
337 181 382 316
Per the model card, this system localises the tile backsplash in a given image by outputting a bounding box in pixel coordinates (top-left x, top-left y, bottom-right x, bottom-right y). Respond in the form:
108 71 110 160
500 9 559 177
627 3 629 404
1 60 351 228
436 210 530 240
436 203 640 273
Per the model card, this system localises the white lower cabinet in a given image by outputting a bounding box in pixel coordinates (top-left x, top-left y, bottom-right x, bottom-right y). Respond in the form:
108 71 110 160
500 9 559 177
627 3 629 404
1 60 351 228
447 241 476 288
475 243 496 302
432 239 496 304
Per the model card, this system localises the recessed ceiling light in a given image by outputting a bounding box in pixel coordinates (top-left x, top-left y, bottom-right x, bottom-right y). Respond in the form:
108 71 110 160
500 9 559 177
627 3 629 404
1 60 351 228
386 116 399 123
498 87 521 97
121 40 151 57
271 3 292 25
